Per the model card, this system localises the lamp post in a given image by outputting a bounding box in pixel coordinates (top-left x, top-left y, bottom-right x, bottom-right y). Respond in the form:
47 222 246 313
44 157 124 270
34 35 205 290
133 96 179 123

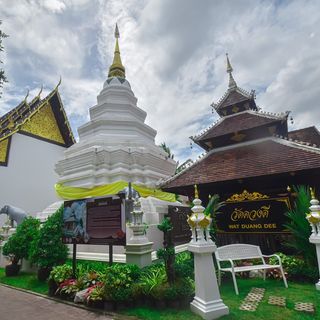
187 185 229 319
306 188 320 290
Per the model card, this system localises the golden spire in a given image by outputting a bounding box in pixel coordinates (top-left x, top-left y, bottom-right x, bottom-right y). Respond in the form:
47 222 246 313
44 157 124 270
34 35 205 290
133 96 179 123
310 187 316 199
226 53 237 90
108 23 126 78
194 184 199 199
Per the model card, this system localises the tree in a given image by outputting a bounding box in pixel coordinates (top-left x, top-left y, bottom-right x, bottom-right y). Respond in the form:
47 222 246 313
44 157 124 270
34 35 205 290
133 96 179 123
0 20 8 97
2 217 40 265
29 205 68 280
160 142 174 159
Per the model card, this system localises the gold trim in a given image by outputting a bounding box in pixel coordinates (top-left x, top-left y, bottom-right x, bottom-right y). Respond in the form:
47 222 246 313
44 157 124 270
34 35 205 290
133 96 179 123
226 190 269 202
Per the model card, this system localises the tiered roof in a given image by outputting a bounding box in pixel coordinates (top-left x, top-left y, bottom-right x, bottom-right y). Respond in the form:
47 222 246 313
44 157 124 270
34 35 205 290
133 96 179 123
163 137 320 190
193 110 289 149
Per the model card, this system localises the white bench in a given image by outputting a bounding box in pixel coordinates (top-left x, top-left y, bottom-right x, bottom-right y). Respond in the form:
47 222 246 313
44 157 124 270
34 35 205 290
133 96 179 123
215 244 288 295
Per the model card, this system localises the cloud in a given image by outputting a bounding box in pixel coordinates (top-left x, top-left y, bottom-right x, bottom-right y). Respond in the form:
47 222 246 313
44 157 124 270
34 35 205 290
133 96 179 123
0 0 319 164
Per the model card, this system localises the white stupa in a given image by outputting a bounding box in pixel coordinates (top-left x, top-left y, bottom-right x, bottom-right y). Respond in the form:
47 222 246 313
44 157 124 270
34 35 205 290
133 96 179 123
55 25 176 188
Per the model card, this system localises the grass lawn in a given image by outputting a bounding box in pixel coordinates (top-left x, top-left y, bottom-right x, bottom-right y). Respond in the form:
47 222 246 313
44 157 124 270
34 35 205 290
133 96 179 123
0 268 48 295
0 268 319 320
124 277 320 320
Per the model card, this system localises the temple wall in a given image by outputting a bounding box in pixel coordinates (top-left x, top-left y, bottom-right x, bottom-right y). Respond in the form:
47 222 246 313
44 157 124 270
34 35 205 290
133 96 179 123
0 133 65 224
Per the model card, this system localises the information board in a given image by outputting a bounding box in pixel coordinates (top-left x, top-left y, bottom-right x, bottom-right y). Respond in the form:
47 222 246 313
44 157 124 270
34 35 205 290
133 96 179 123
62 195 126 245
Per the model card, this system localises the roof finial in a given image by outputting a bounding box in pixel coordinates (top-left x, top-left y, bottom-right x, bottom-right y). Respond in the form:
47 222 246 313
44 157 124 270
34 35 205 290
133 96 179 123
226 53 237 90
194 184 199 199
108 23 126 79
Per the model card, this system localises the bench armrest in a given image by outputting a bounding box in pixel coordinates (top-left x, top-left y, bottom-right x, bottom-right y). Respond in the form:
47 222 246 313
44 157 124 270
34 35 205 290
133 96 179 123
262 254 282 266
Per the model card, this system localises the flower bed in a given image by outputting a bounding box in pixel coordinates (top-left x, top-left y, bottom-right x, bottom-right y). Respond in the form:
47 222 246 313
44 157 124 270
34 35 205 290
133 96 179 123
49 252 195 311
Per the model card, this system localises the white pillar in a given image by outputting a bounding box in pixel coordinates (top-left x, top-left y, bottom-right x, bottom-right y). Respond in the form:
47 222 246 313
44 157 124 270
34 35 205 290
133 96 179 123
306 189 320 290
187 188 229 319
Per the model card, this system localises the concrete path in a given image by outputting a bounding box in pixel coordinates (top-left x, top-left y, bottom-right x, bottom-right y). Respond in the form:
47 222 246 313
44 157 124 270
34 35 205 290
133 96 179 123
0 285 133 320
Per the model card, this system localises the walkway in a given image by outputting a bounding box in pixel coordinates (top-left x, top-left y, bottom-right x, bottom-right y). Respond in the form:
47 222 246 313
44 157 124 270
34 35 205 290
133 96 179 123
0 285 133 320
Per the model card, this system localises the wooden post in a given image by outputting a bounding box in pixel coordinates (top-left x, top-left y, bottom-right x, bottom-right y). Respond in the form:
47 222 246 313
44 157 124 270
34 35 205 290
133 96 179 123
72 240 77 278
109 244 113 266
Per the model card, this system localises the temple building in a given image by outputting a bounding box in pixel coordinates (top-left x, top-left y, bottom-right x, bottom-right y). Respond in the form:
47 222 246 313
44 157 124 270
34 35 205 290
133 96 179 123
162 55 320 251
0 85 74 216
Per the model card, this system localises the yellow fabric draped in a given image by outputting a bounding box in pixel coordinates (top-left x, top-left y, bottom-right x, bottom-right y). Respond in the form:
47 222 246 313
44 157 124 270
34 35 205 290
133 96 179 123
55 181 176 202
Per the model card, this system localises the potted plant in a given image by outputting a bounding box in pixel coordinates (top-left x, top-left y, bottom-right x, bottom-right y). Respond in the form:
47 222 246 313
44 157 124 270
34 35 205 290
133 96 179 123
103 264 140 311
29 205 68 281
85 284 105 309
2 217 40 276
49 264 73 296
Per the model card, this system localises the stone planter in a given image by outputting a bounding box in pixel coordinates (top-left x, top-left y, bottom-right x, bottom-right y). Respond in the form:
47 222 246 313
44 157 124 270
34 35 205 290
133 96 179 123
5 263 20 277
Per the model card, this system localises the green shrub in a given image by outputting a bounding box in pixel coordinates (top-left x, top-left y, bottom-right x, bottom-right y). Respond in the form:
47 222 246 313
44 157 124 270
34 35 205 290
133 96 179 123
270 252 318 282
139 266 167 296
174 251 194 279
284 185 316 266
29 205 68 269
176 277 195 298
103 264 140 301
2 217 40 264
66 259 107 274
50 264 73 284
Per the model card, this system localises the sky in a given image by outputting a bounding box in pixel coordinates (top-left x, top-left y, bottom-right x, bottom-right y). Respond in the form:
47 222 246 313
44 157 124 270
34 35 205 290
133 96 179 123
0 0 319 164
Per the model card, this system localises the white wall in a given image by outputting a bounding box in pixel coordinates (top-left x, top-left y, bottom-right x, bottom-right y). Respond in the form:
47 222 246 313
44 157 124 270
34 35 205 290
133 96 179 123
0 133 66 221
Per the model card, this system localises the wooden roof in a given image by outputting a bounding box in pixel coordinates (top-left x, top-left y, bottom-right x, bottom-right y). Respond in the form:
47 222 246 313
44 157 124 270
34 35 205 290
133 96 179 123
193 110 288 142
288 126 320 147
162 137 320 190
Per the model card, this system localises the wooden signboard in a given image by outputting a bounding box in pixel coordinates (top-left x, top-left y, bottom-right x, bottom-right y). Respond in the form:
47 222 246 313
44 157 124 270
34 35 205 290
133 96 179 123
62 195 126 245
216 190 291 234
167 206 192 245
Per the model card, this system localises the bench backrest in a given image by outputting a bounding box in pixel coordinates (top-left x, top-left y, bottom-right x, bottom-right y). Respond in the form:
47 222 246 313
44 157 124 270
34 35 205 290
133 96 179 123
216 244 263 261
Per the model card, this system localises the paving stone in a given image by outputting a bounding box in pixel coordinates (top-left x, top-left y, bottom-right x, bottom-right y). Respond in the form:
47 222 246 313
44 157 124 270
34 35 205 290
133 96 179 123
239 301 259 312
268 296 286 307
250 287 265 294
294 302 315 313
245 292 264 302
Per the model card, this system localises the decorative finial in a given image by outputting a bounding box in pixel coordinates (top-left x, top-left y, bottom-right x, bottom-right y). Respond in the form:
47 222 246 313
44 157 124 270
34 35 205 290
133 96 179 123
55 76 62 91
23 89 29 103
226 53 237 90
115 23 120 38
310 187 316 199
37 85 43 99
194 184 199 199
287 186 291 193
108 24 126 78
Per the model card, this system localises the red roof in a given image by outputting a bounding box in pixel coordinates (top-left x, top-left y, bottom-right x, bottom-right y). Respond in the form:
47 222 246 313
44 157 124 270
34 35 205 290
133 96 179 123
194 111 286 141
163 138 320 189
288 126 320 147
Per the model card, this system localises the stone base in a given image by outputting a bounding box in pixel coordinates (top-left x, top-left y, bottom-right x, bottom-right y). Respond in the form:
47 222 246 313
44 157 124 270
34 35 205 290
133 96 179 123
125 242 153 268
190 296 229 320
316 281 320 291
